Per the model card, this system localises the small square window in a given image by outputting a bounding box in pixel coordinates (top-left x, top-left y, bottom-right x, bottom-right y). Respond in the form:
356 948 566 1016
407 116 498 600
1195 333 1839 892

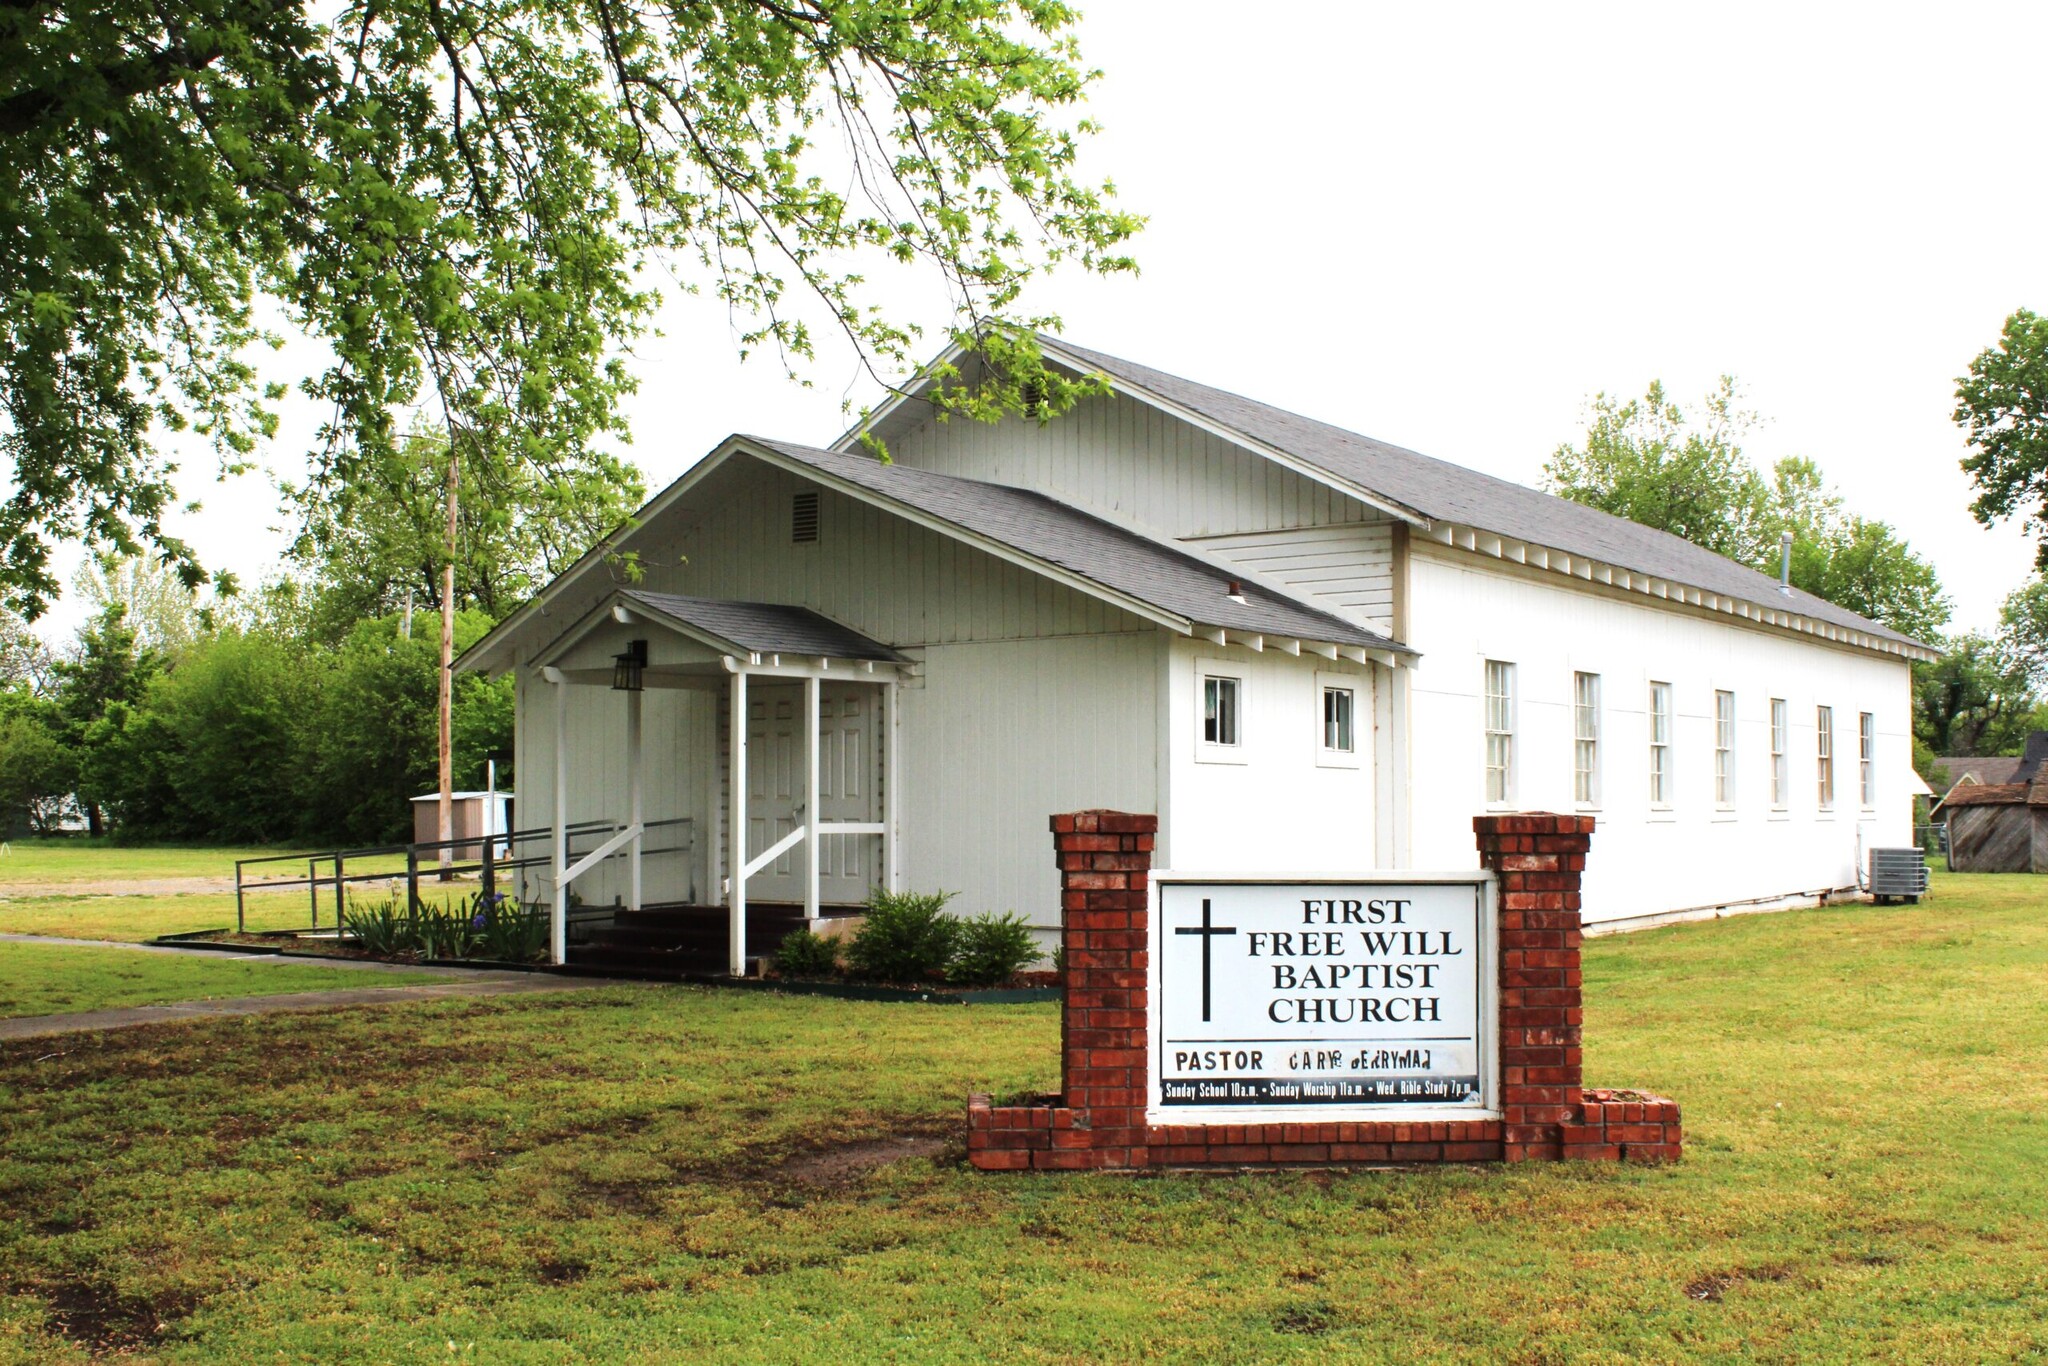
1316 673 1363 768
1196 662 1247 764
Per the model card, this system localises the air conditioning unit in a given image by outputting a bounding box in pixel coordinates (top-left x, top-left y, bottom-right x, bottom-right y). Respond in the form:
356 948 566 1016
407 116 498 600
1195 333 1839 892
1868 847 1929 904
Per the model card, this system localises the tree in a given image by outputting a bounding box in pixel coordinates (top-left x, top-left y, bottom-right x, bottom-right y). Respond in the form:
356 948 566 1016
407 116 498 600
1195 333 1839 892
1955 308 2048 571
73 555 202 654
1912 577 2048 759
50 607 161 835
0 693 77 834
1547 381 1951 641
1544 378 1775 566
0 0 1140 620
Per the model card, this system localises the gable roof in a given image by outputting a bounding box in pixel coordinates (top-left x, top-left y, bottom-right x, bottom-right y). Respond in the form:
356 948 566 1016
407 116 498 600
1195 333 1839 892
741 436 1407 654
619 590 907 662
459 433 1411 676
847 334 1937 660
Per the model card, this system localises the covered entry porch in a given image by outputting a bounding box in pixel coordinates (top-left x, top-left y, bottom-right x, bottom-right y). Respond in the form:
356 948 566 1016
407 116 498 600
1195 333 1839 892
531 589 908 974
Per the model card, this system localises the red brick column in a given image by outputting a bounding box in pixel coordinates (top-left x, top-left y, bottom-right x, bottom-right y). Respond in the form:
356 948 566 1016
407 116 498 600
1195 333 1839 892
1473 813 1591 1161
967 810 1155 1171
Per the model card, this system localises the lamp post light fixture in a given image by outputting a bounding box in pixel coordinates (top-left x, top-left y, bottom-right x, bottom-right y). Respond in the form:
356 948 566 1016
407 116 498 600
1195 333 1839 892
612 639 648 691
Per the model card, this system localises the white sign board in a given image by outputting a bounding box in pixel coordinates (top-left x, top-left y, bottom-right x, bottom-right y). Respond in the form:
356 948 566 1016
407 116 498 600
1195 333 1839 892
1151 876 1494 1121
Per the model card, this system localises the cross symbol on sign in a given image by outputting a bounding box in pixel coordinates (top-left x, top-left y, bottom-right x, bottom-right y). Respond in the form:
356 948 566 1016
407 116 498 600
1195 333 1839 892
1174 897 1238 1022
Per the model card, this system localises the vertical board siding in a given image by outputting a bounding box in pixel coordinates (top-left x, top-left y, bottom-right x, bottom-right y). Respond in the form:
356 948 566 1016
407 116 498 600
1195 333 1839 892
882 391 1391 539
1182 523 1396 634
899 631 1161 931
628 459 1146 648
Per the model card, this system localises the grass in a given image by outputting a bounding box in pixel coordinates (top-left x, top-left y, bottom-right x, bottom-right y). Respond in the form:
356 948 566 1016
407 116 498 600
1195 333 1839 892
0 887 480 944
0 942 451 1019
0 871 2041 1362
0 840 291 885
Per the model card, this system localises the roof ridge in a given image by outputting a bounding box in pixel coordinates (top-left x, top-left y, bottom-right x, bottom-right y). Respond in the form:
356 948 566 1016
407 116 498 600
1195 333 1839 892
1031 334 1928 652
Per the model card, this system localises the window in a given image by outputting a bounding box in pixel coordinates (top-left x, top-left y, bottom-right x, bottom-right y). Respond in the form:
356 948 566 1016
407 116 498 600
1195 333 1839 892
1713 690 1736 808
1859 712 1875 807
1648 681 1673 806
1195 663 1246 763
1316 675 1361 768
1816 706 1834 810
1205 676 1239 746
1484 660 1515 803
1769 698 1788 807
1573 672 1601 805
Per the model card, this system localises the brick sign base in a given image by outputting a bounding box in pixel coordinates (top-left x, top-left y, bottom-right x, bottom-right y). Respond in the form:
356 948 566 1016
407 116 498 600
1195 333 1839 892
967 812 1682 1170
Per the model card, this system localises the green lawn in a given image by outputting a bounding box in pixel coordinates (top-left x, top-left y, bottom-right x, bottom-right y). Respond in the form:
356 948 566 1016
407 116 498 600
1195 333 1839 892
0 942 452 1019
0 840 289 886
0 873 2041 1362
0 887 478 943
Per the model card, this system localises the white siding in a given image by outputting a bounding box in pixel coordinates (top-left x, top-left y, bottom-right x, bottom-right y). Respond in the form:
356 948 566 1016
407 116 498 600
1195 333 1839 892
1403 548 1916 927
900 631 1162 931
1182 523 1396 634
510 457 1164 925
882 389 1392 539
1162 637 1379 877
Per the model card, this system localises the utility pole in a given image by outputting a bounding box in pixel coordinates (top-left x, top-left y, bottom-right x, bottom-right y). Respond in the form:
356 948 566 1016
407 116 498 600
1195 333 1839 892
438 432 459 878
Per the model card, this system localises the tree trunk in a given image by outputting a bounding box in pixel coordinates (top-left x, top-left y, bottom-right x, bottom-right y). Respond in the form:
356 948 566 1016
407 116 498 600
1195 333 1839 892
437 434 459 879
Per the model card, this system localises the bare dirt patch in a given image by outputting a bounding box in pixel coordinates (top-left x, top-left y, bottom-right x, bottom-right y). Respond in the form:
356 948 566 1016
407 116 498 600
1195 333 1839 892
770 1134 948 1186
41 1277 198 1353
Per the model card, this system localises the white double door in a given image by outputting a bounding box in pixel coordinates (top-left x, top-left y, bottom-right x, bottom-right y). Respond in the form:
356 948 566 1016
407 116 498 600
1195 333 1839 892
741 682 882 905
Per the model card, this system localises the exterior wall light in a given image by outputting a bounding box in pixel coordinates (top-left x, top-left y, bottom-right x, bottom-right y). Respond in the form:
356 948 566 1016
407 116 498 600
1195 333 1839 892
612 639 648 691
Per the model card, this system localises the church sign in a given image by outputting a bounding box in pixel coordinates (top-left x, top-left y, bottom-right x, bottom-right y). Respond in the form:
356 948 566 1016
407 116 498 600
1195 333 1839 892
1151 875 1496 1119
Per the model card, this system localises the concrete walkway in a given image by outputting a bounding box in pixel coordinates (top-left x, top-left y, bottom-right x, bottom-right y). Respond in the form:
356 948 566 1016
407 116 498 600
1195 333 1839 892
0 934 632 1040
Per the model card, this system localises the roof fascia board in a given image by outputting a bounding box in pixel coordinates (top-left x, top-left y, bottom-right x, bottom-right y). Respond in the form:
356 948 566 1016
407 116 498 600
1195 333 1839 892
1416 522 1937 663
530 591 746 670
458 444 752 676
730 437 1193 635
1029 339 1429 529
830 336 977 452
829 336 1430 530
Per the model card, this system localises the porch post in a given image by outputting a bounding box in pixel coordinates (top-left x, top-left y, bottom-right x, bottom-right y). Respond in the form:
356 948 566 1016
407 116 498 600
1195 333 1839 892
882 676 901 893
627 685 643 912
804 673 821 925
727 665 748 976
547 666 568 965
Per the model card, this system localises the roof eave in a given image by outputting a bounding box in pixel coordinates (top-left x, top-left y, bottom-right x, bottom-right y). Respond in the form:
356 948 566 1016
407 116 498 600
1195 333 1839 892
1416 519 1939 663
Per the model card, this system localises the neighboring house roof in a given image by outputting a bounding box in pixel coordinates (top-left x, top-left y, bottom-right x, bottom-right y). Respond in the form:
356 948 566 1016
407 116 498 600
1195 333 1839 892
618 590 907 662
1935 756 2025 789
741 436 1409 655
848 334 1935 659
1935 782 2047 810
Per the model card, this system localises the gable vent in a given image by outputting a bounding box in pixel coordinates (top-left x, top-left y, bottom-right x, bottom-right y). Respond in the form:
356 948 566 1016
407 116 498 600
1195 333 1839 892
791 491 819 544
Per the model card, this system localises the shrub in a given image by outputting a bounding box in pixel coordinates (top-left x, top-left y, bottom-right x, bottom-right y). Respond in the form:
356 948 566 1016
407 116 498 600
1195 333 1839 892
948 912 1041 986
773 928 842 978
473 893 549 962
846 888 959 983
343 892 412 956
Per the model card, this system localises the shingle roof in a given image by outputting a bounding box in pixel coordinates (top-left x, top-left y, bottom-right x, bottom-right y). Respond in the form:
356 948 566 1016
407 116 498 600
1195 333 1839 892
740 437 1407 652
1035 335 1931 651
620 590 907 661
1935 756 2025 788
1936 782 2045 809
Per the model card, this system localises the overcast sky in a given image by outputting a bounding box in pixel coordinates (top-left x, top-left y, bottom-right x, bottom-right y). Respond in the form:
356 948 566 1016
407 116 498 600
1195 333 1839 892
48 1 2047 642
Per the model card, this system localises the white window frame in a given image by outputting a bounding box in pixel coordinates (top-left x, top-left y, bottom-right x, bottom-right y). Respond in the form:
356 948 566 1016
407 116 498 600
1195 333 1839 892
1195 659 1248 765
1315 672 1363 769
1816 705 1835 812
1859 712 1876 809
1573 671 1601 808
1648 681 1673 808
1769 697 1788 812
1484 659 1515 805
1713 690 1736 811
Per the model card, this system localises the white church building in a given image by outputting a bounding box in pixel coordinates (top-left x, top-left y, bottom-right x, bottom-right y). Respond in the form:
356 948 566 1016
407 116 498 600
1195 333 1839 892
459 336 1937 970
